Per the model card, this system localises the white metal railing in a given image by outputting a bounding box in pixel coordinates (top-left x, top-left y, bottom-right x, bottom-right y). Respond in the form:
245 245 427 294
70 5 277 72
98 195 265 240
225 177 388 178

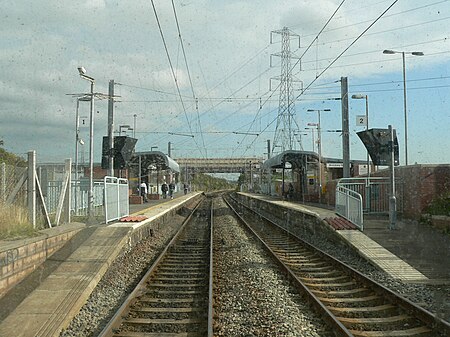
336 185 364 230
336 177 402 214
104 176 129 223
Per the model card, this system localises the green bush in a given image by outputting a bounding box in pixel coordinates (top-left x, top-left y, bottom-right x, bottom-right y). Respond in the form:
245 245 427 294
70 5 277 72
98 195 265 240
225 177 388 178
424 194 450 216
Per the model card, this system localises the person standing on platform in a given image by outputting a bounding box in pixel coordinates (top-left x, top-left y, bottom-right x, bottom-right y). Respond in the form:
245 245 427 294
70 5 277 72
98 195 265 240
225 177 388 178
169 182 175 199
140 180 148 203
161 182 168 199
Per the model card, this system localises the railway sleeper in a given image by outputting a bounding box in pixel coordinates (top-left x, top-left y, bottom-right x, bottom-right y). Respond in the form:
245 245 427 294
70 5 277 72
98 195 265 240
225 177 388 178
302 280 356 289
119 318 206 334
144 290 207 298
299 274 349 283
279 256 323 264
155 272 205 278
151 277 206 284
318 294 385 308
155 267 207 273
286 263 336 273
311 287 370 298
301 271 344 279
146 284 207 291
348 325 433 337
329 304 398 318
158 261 208 266
128 307 207 321
336 314 427 332
138 297 204 308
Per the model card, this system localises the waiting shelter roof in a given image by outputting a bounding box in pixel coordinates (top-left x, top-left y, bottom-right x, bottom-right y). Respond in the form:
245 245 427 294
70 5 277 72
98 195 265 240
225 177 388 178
262 150 320 170
130 151 180 173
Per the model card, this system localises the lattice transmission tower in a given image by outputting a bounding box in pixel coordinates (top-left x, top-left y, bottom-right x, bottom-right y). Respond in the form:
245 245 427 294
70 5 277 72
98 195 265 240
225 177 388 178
270 27 302 154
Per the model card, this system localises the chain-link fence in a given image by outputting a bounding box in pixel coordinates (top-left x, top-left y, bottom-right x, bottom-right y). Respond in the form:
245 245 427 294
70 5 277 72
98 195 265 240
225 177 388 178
0 162 27 206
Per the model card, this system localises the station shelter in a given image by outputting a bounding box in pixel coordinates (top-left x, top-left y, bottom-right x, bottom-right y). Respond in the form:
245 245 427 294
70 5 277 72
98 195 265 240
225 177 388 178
128 151 180 199
262 150 366 202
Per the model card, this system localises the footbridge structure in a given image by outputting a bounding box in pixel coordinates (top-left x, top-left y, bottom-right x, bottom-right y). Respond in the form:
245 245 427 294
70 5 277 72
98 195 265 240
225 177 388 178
175 157 264 174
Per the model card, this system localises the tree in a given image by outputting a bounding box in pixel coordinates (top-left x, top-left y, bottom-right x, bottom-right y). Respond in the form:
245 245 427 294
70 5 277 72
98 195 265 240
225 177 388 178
0 147 26 166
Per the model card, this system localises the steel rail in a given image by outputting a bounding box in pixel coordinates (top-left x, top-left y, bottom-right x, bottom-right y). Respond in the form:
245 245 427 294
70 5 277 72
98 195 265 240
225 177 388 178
225 194 450 337
98 196 209 337
207 198 214 337
223 196 353 337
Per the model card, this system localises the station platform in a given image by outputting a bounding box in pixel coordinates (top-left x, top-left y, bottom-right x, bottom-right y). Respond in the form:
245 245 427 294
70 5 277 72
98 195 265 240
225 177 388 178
238 192 450 283
0 192 202 337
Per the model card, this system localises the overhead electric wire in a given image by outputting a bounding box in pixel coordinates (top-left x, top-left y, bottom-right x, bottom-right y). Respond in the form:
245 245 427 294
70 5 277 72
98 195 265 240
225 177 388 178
296 0 399 100
150 0 205 157
115 82 186 97
300 0 449 40
171 0 206 154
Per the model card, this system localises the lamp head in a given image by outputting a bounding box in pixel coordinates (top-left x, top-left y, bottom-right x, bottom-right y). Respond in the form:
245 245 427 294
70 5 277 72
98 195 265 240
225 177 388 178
77 67 86 75
383 49 396 54
411 52 424 56
352 94 366 99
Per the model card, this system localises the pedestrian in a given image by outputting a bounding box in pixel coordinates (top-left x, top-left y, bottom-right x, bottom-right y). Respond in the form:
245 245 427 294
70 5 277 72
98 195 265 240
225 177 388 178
140 180 148 203
169 182 175 199
183 183 188 195
161 182 168 199
288 182 294 200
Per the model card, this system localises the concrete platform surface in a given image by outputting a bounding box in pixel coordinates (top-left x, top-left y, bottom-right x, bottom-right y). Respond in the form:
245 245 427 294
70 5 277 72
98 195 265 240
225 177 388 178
0 192 202 337
239 192 450 283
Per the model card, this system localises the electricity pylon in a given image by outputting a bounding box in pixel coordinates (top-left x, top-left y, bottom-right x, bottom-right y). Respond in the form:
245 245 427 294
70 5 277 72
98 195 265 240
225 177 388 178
270 27 302 154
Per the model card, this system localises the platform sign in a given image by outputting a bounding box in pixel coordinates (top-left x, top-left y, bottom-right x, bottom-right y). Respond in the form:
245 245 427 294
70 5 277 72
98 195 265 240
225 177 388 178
357 128 399 166
356 115 367 126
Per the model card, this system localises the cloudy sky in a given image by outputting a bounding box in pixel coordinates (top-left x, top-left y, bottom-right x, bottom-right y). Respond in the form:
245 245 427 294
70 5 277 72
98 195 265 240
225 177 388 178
1 0 449 165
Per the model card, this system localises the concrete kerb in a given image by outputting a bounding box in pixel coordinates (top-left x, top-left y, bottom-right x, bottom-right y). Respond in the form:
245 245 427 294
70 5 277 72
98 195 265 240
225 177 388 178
0 193 204 337
235 192 342 245
109 192 204 250
235 193 429 282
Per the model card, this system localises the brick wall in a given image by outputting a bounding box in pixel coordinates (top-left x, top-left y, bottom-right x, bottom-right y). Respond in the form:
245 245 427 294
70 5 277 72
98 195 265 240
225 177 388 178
325 164 450 219
0 223 84 297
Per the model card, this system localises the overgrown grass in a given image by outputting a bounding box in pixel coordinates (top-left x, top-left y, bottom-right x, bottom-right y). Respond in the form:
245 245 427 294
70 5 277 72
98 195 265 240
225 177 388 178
0 202 39 240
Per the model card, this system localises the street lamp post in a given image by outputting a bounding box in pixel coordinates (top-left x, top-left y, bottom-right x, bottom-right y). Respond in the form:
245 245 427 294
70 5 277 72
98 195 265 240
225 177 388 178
304 127 316 152
75 96 91 179
383 49 424 166
352 94 371 212
307 108 331 203
77 67 95 222
133 114 137 138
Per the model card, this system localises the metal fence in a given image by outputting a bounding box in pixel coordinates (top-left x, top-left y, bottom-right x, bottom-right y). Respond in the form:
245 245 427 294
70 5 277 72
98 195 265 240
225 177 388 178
336 185 364 230
0 162 27 206
71 180 104 217
337 177 403 214
104 176 129 223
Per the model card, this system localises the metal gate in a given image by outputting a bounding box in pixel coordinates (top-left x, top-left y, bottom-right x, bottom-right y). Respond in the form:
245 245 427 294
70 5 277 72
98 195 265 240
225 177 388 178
337 177 403 214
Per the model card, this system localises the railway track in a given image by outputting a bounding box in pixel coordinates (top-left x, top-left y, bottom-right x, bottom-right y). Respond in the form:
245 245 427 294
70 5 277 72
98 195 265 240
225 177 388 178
225 194 450 337
99 197 213 337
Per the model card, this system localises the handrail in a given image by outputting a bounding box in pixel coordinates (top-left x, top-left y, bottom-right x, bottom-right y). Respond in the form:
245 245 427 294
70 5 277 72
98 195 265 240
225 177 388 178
336 185 364 230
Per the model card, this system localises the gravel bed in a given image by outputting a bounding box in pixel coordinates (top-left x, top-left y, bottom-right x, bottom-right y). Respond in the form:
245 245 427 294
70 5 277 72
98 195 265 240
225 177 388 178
252 202 450 324
59 213 187 337
213 198 333 336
